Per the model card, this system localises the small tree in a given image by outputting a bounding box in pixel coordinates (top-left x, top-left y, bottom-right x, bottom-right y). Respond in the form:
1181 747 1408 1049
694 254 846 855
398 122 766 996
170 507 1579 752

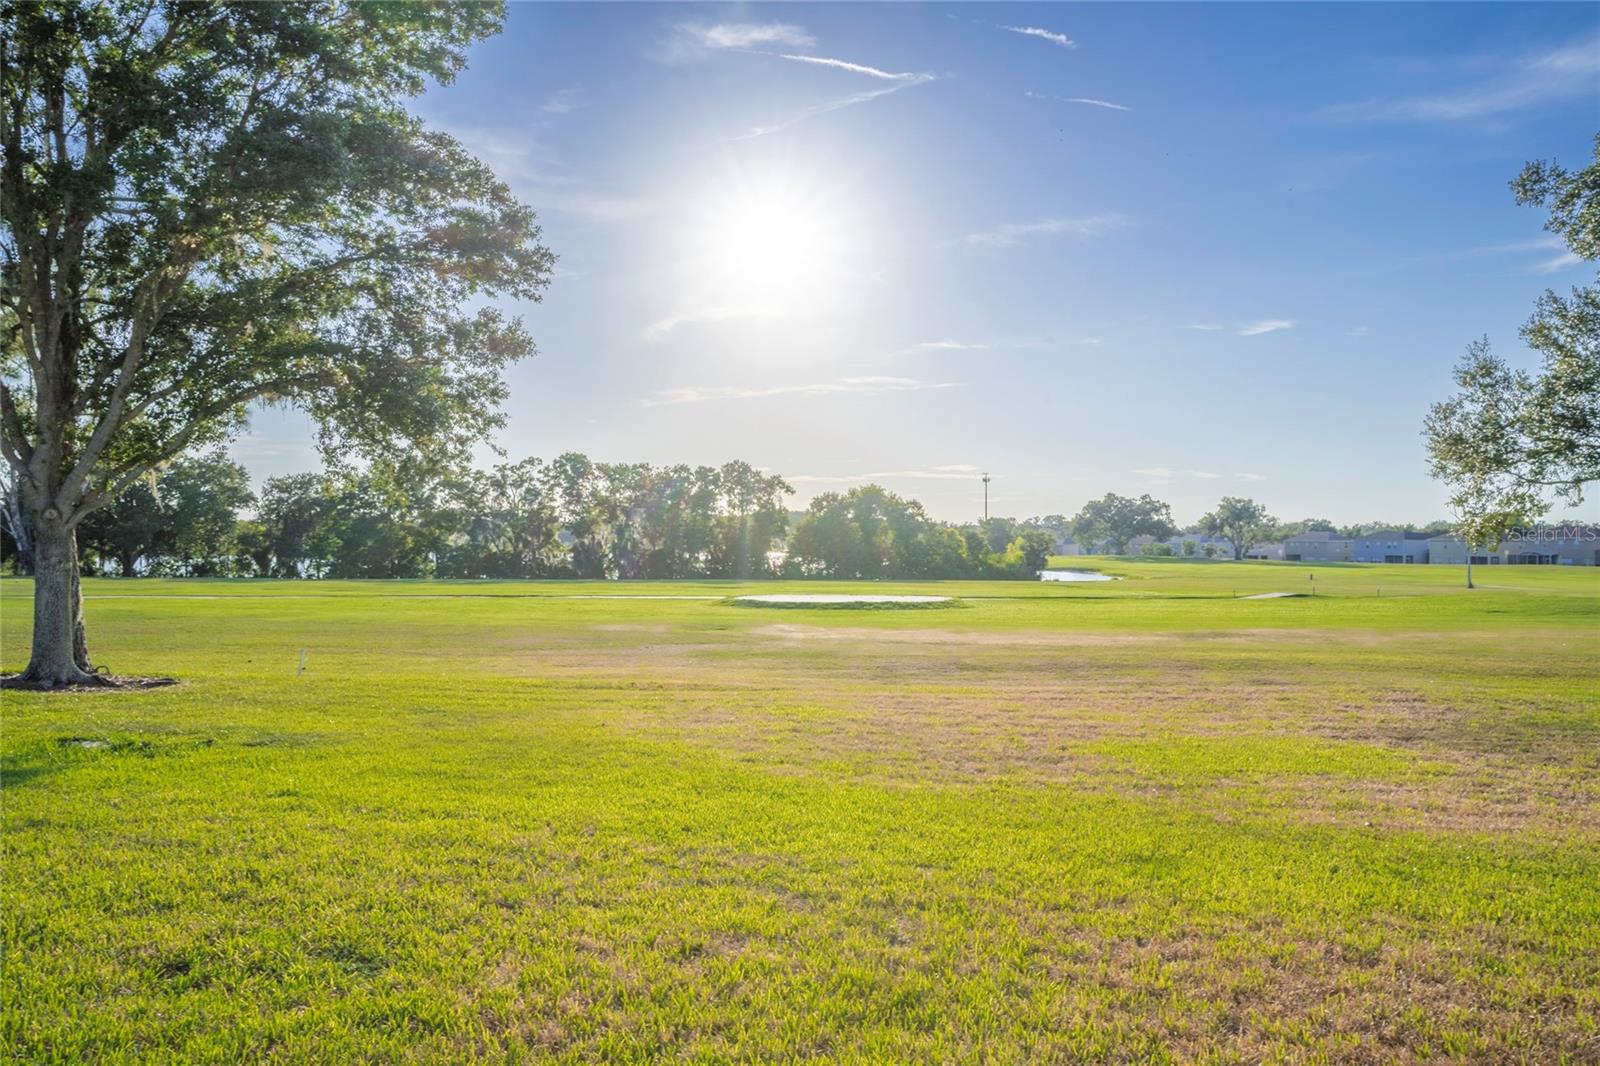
1198 497 1273 561
1449 495 1526 591
1424 137 1600 590
1012 529 1055 575
2 4 552 684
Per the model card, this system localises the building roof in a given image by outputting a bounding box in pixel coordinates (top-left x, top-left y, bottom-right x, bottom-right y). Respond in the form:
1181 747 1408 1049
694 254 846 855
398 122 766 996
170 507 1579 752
1353 529 1434 540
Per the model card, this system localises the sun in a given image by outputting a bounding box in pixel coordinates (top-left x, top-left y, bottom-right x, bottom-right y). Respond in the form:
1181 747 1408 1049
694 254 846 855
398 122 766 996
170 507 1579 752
681 165 861 319
705 189 829 299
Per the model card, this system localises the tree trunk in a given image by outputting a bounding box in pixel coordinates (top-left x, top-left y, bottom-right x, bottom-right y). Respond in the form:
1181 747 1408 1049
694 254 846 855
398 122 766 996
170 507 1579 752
121 550 137 578
13 520 99 687
1466 555 1474 590
2 485 34 575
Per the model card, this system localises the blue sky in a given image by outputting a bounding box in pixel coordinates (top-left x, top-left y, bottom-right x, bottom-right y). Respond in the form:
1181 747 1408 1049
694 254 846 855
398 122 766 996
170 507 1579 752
234 3 1599 525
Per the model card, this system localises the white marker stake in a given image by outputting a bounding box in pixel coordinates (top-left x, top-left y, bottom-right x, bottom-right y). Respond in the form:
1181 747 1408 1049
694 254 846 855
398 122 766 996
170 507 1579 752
297 649 307 677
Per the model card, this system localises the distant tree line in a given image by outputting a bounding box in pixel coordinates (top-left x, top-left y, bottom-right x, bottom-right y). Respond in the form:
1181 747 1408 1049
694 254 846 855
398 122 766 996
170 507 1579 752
2 457 1487 580
1053 492 1456 561
1 457 1481 580
1 454 1056 580
787 486 1054 579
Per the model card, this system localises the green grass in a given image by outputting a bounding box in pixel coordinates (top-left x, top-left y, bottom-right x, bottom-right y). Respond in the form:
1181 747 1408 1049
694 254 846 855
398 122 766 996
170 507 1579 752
3 560 1598 1062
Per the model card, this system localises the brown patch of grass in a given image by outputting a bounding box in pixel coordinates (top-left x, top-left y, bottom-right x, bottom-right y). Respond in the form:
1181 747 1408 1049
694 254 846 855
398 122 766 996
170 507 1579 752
1011 912 1596 1063
475 622 1599 839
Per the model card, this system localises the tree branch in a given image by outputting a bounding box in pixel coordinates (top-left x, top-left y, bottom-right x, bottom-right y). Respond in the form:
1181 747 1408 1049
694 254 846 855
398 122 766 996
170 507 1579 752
0 379 34 478
68 370 333 525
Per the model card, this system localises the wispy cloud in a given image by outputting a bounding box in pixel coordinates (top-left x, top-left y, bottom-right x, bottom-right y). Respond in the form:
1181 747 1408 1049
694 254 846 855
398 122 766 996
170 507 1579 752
1062 97 1128 112
1327 35 1599 123
657 22 816 64
1375 233 1583 277
688 22 815 50
733 77 933 139
540 88 583 115
1134 467 1224 480
644 376 959 407
1534 250 1582 274
1237 320 1296 337
1185 323 1225 332
644 307 773 340
1135 468 1264 482
1003 25 1076 49
962 213 1126 248
1347 325 1370 337
787 465 984 484
911 340 990 351
728 53 936 139
1027 91 1130 112
773 54 913 81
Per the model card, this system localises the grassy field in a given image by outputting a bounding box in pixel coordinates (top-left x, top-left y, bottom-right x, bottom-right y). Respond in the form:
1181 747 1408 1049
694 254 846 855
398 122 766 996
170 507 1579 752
3 559 1598 1063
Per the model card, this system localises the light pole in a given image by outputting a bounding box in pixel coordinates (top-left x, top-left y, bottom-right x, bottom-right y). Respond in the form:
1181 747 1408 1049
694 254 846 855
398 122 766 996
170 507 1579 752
982 471 991 522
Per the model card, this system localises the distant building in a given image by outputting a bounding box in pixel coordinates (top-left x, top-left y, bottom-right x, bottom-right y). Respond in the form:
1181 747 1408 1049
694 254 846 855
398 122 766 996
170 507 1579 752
1053 536 1082 556
1503 525 1599 566
1430 525 1599 566
1160 533 1232 557
1143 533 1283 560
1352 530 1431 564
1426 535 1478 566
1283 531 1353 562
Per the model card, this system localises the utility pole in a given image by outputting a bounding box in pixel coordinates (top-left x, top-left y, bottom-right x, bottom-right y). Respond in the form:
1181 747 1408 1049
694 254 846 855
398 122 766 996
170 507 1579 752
982 472 991 522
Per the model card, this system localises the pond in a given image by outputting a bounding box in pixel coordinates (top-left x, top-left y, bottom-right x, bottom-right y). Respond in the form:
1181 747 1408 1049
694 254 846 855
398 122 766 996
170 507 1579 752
1039 570 1116 582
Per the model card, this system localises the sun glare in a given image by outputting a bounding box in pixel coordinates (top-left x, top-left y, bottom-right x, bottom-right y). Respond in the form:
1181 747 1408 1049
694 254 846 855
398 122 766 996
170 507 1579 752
707 193 827 296
680 165 864 319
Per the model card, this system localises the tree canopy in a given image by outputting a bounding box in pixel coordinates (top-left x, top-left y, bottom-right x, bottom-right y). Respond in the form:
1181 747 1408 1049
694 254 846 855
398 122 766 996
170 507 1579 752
1424 135 1600 556
1 2 552 683
14 456 1072 582
1198 497 1273 561
76 452 251 576
1067 493 1175 555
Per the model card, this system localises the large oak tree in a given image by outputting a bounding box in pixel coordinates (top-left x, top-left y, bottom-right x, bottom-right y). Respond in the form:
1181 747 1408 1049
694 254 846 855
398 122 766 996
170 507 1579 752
1067 492 1175 555
1 2 552 684
1198 496 1273 561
